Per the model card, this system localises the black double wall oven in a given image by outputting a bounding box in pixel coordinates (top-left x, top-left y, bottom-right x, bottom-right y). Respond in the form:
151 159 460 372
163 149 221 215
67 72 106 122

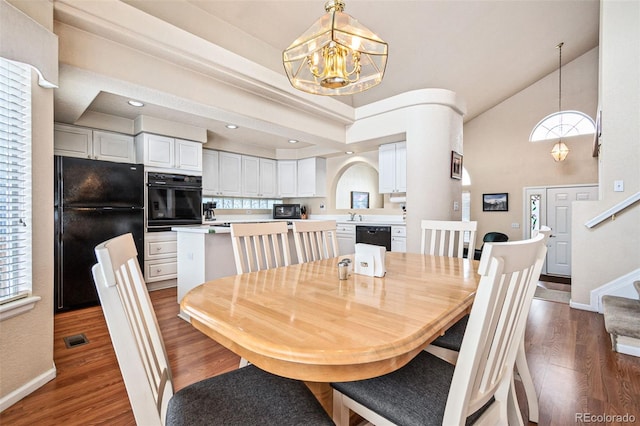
147 172 202 231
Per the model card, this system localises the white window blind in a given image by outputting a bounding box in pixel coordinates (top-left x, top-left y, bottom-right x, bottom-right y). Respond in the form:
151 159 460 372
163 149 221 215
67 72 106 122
0 57 32 304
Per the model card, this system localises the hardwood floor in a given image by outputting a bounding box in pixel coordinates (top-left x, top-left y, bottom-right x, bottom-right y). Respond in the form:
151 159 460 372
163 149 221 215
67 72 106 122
2 286 639 425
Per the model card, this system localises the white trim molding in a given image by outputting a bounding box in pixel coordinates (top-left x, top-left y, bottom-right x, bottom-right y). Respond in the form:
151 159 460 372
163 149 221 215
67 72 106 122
591 268 640 313
0 364 56 412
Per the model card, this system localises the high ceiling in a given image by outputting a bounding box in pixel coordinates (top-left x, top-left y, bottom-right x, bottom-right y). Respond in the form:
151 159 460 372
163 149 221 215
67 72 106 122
53 0 600 153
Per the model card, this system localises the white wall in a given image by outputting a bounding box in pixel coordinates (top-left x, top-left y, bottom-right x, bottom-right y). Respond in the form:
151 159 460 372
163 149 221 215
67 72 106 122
464 48 599 247
571 0 640 307
0 0 55 407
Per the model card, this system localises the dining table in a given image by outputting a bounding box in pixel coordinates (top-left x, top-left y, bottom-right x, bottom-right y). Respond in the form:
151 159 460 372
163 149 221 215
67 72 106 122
180 252 480 414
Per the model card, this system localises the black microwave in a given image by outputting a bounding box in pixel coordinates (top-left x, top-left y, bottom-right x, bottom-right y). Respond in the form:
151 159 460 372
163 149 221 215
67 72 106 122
273 204 301 220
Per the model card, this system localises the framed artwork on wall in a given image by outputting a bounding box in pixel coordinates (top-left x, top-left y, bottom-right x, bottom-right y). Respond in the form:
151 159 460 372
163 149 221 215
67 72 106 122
451 151 463 179
351 191 369 209
483 193 508 212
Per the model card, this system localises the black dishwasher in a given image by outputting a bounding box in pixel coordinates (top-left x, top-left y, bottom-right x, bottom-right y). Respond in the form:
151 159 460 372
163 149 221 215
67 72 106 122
355 226 391 251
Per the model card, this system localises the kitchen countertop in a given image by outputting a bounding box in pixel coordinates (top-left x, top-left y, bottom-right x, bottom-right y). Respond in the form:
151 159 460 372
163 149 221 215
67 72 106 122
172 217 406 234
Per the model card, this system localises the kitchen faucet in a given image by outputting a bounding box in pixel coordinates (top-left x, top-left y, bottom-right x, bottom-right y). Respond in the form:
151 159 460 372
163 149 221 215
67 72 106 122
349 212 356 221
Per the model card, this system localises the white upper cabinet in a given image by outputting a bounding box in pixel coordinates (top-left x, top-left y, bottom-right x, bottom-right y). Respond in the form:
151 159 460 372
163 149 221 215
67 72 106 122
241 156 277 198
92 131 136 163
258 158 277 198
218 151 242 196
241 155 260 197
202 149 220 195
277 160 297 197
54 124 135 163
135 133 202 173
297 157 326 197
175 138 202 171
379 142 406 194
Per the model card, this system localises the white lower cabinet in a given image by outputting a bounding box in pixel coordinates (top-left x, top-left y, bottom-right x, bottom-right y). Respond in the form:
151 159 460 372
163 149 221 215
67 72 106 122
337 223 356 256
144 231 178 283
391 225 407 253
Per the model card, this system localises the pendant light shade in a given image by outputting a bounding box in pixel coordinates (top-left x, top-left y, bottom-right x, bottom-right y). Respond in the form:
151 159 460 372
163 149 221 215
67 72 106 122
551 141 570 162
283 0 388 96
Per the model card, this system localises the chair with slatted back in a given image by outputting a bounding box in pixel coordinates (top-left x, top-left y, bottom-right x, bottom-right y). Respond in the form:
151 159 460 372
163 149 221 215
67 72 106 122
92 233 333 426
331 233 547 426
425 225 553 424
230 221 291 274
420 219 477 259
292 220 339 263
230 221 291 367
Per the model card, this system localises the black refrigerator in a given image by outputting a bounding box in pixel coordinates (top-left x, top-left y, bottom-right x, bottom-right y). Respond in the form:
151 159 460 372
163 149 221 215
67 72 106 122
54 156 145 312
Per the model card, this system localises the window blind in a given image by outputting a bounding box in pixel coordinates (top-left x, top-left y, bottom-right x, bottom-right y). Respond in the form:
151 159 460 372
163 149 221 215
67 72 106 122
0 57 32 304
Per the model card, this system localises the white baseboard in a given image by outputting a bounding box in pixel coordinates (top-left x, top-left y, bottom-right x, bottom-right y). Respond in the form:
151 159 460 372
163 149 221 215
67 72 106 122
147 279 177 292
616 336 640 358
0 364 56 412
591 268 640 313
569 299 598 312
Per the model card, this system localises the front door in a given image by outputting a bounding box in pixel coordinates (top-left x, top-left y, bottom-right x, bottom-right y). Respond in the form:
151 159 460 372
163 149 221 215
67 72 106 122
545 186 598 276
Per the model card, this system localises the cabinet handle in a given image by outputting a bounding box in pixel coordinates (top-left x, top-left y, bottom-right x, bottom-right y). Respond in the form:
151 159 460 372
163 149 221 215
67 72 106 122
156 269 162 273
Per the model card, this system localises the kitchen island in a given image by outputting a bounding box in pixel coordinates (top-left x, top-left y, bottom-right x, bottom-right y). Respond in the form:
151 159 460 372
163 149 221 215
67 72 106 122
172 225 236 320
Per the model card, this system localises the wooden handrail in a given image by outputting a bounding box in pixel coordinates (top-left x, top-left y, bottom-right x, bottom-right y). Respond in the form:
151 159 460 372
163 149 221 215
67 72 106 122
585 191 640 228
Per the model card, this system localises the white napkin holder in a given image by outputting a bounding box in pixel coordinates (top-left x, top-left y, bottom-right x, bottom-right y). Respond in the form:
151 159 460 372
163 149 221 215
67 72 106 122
354 243 386 277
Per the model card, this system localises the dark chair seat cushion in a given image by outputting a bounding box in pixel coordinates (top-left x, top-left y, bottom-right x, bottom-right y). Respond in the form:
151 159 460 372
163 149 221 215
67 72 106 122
167 364 334 426
331 351 491 426
431 314 469 351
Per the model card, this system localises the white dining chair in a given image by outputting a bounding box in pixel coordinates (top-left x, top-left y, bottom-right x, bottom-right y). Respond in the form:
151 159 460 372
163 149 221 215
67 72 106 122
92 233 333 426
230 221 291 367
331 233 547 426
426 226 553 424
230 221 291 274
292 220 339 263
420 219 478 259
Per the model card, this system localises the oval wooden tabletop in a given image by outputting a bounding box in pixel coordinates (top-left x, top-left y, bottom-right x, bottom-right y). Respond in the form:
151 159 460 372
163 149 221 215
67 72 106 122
181 252 479 382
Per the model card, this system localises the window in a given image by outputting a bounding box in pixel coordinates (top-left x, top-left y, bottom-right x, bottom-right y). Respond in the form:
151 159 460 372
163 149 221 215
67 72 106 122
203 197 282 210
529 110 595 142
0 57 32 305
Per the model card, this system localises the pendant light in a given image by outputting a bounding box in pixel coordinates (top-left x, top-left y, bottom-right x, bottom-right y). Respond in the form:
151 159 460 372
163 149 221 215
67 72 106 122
529 42 595 161
283 0 388 96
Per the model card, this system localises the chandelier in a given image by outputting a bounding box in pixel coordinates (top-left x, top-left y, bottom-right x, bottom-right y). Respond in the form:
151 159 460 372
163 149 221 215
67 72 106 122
283 0 388 96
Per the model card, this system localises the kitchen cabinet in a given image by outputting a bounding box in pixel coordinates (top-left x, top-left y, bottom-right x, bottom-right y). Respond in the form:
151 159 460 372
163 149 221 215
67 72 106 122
175 138 202 171
337 223 356 255
297 157 326 197
379 142 406 194
54 123 135 163
277 160 297 197
202 149 220 195
391 225 407 253
135 133 202 173
218 151 242 196
144 231 177 284
241 156 277 197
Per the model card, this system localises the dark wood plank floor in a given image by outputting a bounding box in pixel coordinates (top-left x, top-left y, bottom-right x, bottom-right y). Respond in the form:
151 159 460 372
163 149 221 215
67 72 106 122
2 286 639 425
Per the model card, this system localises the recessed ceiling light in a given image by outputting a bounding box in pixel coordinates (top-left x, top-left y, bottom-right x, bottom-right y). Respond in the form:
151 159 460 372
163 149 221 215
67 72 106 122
346 151 354 154
127 100 144 107
288 139 299 144
225 124 238 129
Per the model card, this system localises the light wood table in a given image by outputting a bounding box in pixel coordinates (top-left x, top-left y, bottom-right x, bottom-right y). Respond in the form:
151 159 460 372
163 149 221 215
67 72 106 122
181 252 479 413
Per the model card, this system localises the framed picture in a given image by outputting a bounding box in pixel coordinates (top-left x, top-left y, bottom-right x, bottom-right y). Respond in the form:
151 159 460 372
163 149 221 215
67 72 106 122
483 193 508 212
350 191 369 209
450 151 463 179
